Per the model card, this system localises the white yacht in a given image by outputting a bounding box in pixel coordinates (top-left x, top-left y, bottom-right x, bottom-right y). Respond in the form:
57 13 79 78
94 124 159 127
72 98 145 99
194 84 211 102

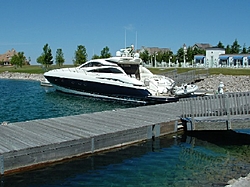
44 47 198 103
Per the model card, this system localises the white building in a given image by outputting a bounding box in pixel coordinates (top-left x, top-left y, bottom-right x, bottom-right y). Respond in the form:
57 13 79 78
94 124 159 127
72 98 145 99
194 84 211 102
219 54 250 68
206 47 225 67
194 47 250 68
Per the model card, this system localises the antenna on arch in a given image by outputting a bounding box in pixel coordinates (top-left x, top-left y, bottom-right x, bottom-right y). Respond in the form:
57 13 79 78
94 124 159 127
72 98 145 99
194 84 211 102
135 31 137 52
125 29 127 49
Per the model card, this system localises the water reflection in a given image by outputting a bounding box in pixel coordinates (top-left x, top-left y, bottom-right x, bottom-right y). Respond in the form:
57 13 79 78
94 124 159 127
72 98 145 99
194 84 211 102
2 131 250 187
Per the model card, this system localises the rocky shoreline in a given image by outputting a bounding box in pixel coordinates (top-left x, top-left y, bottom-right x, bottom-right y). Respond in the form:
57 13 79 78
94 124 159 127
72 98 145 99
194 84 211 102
195 74 250 93
0 71 46 82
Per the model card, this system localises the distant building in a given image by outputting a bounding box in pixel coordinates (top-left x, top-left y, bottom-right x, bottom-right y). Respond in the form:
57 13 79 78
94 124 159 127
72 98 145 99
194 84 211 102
0 49 17 65
219 54 250 67
206 47 225 67
139 46 171 55
193 47 250 68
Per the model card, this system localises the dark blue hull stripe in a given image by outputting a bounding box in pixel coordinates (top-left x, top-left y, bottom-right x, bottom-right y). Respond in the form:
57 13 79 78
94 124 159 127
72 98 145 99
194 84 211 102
45 76 151 99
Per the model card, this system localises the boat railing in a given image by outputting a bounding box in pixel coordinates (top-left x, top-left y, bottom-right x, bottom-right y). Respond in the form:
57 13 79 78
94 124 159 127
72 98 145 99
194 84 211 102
144 78 160 94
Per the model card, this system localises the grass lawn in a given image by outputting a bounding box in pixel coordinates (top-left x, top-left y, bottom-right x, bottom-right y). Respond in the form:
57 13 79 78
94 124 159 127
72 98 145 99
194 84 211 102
149 67 250 76
1 65 250 76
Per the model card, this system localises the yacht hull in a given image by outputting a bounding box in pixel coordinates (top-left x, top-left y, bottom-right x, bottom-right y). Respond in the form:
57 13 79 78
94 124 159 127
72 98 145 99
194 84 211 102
45 76 152 102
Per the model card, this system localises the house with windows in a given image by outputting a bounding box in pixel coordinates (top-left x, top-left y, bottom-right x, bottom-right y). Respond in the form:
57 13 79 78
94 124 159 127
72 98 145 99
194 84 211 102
219 54 250 67
193 47 250 68
0 49 17 66
206 47 225 67
193 47 225 67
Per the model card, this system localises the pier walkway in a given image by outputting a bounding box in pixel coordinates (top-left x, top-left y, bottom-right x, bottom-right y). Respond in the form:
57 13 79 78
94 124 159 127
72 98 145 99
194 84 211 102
1 91 250 175
0 102 181 175
162 68 209 85
180 92 250 131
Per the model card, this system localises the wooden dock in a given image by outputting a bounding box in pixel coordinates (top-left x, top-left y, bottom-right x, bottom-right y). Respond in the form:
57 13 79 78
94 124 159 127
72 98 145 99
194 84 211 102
162 68 209 85
0 102 181 175
180 92 250 131
1 91 249 175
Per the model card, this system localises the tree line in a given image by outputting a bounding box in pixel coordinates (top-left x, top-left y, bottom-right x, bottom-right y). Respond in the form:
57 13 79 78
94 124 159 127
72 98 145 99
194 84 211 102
36 44 111 69
5 39 250 68
140 39 250 65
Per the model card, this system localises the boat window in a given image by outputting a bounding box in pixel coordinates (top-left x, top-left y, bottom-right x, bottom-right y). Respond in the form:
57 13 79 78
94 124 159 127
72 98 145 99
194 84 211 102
81 62 103 68
88 68 124 73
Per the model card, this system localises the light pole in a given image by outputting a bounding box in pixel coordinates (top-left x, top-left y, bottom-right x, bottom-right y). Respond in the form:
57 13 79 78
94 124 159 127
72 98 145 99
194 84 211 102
155 52 158 67
169 56 172 67
183 44 187 67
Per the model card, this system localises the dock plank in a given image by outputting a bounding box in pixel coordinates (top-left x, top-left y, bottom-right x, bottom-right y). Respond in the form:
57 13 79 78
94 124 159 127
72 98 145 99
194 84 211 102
12 121 70 143
0 125 48 147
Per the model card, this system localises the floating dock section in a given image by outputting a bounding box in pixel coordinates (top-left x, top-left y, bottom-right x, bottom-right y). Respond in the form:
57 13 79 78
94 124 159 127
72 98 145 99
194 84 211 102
0 103 181 175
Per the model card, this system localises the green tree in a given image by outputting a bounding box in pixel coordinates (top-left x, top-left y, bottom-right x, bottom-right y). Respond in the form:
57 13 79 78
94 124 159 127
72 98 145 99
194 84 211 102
185 47 193 64
55 48 65 67
10 52 26 68
27 57 31 65
225 45 231 54
216 41 224 48
37 55 44 64
92 54 100 59
161 51 168 63
177 48 184 63
156 51 163 63
73 45 87 66
140 50 150 63
231 39 241 54
100 46 111 58
37 43 53 69
241 43 247 54
192 47 205 56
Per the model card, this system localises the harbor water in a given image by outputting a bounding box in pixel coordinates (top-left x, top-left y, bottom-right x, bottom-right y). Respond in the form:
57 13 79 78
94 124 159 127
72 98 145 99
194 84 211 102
1 79 250 186
0 79 137 123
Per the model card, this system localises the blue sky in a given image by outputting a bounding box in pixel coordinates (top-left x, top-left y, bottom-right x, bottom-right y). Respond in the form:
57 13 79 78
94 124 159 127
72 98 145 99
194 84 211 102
1 0 250 64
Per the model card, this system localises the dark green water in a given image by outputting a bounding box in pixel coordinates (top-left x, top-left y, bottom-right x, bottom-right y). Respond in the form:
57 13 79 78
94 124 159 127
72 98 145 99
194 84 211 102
0 79 137 123
1 79 250 187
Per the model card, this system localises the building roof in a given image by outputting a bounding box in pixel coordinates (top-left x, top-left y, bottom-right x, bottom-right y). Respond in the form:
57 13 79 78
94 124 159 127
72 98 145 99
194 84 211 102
140 46 171 55
0 49 17 62
206 47 225 51
193 43 212 50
